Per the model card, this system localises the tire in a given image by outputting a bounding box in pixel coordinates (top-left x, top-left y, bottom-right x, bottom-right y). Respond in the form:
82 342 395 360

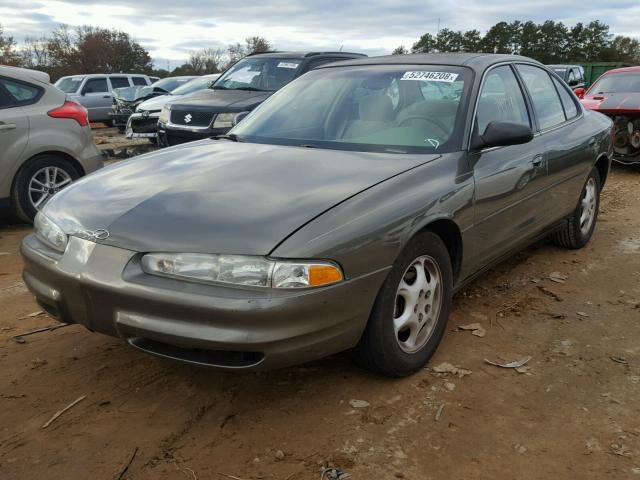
354 231 453 377
551 167 600 249
11 154 81 223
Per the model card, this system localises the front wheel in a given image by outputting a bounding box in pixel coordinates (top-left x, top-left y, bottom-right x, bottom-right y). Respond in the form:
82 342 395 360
551 167 600 249
354 232 453 377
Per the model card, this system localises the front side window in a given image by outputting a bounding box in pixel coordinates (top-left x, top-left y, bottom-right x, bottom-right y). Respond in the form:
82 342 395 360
568 70 576 83
589 72 640 93
232 65 472 153
476 65 530 135
83 78 108 93
552 77 578 120
55 77 83 93
214 58 302 92
131 76 148 86
516 64 566 130
110 77 130 89
0 78 41 104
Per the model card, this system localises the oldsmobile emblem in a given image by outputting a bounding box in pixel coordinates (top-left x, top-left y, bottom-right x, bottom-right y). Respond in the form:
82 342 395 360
81 229 110 241
184 113 193 124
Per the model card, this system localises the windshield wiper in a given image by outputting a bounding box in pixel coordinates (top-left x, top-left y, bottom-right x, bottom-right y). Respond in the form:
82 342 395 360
211 85 230 90
212 133 240 142
233 86 268 92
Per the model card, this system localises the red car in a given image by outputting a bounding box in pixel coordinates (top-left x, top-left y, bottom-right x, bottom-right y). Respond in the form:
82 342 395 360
576 66 640 164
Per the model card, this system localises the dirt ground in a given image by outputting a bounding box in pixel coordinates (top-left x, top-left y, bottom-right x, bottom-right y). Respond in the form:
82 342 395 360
0 165 639 480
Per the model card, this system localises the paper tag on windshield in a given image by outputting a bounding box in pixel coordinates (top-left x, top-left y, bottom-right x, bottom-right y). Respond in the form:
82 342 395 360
278 62 299 69
401 71 459 82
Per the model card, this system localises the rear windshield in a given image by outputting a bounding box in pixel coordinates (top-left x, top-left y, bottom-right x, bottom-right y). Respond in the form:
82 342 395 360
232 65 472 154
213 57 302 92
55 77 83 93
590 72 640 93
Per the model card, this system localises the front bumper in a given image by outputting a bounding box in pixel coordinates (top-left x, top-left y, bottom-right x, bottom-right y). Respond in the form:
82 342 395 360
21 235 385 370
126 112 159 139
157 122 228 148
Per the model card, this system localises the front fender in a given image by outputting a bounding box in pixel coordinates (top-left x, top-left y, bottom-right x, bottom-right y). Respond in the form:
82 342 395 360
270 153 474 280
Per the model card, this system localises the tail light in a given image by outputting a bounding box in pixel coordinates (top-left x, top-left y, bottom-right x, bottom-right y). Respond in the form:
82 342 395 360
48 101 89 127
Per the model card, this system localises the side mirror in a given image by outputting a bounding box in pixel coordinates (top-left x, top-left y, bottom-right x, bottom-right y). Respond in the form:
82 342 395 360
471 121 533 151
573 87 585 99
568 78 578 87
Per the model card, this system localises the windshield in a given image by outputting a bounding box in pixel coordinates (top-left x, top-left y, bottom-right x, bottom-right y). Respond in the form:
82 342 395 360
151 77 194 93
231 65 471 154
55 77 83 93
172 76 218 95
590 72 640 93
213 57 301 92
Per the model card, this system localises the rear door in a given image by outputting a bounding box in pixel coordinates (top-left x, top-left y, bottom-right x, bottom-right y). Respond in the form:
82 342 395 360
80 77 111 121
469 64 549 268
0 78 33 195
515 64 594 225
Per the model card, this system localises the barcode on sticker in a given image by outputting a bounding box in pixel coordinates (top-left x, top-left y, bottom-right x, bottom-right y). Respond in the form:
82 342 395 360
401 71 459 82
278 62 299 69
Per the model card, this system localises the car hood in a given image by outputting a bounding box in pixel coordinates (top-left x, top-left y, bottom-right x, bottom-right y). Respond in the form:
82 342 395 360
43 141 437 255
168 88 272 113
138 94 173 112
581 92 640 114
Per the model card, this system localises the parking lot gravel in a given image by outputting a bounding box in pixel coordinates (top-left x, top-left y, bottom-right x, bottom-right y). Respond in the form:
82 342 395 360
0 166 639 480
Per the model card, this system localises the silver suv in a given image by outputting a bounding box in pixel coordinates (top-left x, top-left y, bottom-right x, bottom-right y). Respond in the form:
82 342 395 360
54 73 154 122
0 66 103 222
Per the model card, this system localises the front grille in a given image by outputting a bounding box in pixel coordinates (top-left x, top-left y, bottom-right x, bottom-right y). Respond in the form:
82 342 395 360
131 116 159 133
170 109 214 127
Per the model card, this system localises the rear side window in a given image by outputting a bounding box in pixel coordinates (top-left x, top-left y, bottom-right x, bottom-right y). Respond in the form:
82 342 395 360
0 78 42 105
110 77 130 89
516 64 566 131
476 65 530 135
552 77 579 120
131 77 147 86
83 78 108 93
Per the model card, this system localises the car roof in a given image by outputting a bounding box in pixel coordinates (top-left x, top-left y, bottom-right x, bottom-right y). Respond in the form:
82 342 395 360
58 73 149 79
547 64 581 69
601 66 640 75
247 51 367 60
0 65 50 84
315 53 542 72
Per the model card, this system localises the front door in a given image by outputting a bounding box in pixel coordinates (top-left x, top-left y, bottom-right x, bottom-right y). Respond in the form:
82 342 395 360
468 65 549 270
80 77 111 122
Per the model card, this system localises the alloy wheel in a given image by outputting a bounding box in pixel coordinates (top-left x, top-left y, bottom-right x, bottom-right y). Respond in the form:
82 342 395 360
393 255 443 353
579 177 597 236
28 166 72 210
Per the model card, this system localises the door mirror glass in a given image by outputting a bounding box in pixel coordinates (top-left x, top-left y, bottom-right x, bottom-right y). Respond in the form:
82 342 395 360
472 121 533 150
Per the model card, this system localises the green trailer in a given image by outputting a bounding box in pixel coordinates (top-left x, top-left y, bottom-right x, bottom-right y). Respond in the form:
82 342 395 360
581 62 633 87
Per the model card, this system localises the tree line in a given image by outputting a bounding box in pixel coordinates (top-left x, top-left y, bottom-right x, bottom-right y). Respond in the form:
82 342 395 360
0 23 272 81
1 19 639 82
395 20 640 64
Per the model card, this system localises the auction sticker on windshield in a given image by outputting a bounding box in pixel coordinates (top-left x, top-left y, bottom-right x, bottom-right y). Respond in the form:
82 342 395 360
401 71 459 82
278 62 299 69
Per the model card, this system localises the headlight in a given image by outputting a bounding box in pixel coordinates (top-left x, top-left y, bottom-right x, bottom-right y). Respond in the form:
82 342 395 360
141 253 343 289
212 113 235 129
158 105 170 124
34 212 68 252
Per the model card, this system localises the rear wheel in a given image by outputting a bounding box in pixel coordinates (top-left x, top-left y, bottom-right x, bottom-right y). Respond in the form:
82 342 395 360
551 167 600 249
354 232 453 377
11 154 80 223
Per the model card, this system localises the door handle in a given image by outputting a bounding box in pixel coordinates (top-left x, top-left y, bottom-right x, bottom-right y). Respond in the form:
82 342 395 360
0 123 16 131
103 95 111 98
531 154 544 167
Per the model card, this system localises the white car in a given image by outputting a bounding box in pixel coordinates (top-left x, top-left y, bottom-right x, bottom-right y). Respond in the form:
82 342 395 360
125 74 220 141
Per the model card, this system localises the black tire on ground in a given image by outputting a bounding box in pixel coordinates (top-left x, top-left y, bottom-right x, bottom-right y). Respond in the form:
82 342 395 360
354 231 453 377
11 154 81 223
551 167 601 249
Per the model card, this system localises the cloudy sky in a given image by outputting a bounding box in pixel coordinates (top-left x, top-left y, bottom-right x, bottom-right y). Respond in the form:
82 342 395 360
2 0 639 68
